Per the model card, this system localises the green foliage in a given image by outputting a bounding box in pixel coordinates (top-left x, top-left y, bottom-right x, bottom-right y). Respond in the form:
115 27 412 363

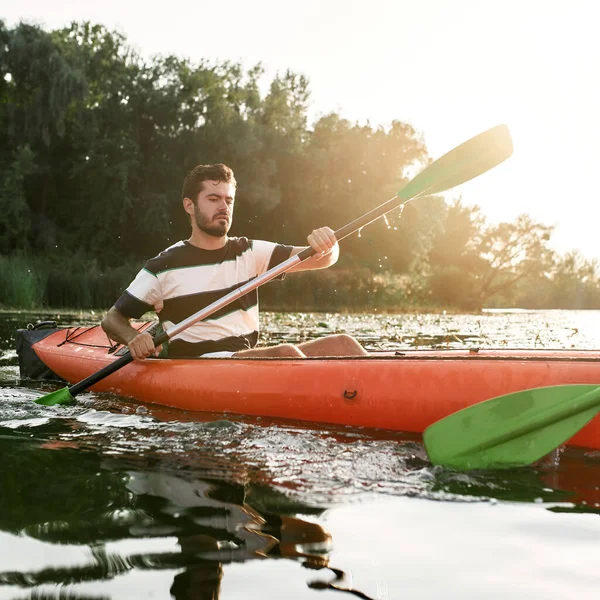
520 251 600 310
260 268 411 312
270 114 430 268
426 204 561 310
426 266 480 310
0 255 46 308
1 20 597 312
43 258 140 309
1 21 430 268
0 255 137 310
0 145 35 252
474 214 555 302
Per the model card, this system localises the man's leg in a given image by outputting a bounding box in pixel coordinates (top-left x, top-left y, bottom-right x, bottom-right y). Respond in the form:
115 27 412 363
233 344 306 358
232 335 367 358
298 334 368 357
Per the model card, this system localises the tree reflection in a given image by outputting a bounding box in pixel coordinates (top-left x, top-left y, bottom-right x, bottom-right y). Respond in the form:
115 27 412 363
0 426 345 598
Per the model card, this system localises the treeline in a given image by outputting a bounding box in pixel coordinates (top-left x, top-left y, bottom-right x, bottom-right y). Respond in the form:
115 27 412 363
1 20 599 312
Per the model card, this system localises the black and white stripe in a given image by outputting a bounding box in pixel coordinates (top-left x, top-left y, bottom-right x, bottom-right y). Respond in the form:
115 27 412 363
114 237 293 356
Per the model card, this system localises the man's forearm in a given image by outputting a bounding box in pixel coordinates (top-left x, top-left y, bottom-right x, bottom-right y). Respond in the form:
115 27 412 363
101 307 140 345
101 307 161 359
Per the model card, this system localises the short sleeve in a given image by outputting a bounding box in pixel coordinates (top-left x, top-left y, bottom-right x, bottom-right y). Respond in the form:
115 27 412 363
114 268 163 319
252 240 294 275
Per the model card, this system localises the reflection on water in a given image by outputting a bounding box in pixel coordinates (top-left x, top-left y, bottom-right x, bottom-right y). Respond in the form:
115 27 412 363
1 409 599 598
429 447 600 510
0 424 340 598
2 310 600 598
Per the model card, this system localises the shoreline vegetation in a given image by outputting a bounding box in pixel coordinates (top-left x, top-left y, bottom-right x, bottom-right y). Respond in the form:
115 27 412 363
0 254 464 316
3 21 600 314
3 253 600 316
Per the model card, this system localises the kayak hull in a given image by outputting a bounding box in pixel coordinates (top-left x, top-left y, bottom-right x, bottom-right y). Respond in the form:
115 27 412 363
25 323 600 450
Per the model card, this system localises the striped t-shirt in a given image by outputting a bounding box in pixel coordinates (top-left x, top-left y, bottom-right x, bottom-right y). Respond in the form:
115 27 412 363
114 237 293 357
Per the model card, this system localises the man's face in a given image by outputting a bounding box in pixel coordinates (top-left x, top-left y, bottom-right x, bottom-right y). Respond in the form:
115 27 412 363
190 180 236 238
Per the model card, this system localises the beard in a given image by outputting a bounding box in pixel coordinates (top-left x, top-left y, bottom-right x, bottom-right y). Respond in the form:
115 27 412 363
193 205 230 238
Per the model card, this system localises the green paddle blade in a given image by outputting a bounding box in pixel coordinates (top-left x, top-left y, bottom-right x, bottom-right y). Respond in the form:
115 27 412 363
423 384 600 471
398 124 513 201
34 387 75 406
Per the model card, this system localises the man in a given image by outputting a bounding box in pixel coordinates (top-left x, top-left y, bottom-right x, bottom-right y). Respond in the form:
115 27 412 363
101 163 367 359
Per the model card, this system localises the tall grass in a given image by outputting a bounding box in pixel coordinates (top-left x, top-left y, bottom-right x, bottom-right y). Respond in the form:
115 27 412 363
0 254 448 313
259 268 423 312
0 254 138 310
0 256 46 309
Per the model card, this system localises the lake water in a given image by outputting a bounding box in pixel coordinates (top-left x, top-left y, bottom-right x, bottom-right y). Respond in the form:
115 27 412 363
2 309 600 599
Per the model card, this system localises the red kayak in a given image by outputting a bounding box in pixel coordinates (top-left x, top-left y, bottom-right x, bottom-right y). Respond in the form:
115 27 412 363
17 321 600 450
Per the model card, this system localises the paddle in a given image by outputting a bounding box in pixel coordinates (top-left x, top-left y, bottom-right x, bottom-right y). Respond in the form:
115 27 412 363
423 384 600 471
35 124 513 406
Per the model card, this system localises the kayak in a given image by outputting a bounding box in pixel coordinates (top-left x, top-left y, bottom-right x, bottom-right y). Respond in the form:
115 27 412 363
16 321 600 450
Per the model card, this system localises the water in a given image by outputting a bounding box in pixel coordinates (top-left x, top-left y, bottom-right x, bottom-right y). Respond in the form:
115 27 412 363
2 309 600 599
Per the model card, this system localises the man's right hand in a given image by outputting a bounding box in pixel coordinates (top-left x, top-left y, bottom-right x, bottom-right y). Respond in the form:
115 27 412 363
128 332 161 360
101 307 163 360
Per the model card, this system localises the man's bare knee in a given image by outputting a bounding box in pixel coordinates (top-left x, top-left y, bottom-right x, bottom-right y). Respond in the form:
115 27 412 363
298 334 367 357
234 344 305 358
272 344 305 358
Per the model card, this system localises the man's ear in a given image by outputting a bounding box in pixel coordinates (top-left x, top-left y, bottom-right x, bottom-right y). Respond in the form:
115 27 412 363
183 197 195 216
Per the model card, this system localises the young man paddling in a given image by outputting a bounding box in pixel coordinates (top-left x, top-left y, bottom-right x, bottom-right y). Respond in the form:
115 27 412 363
101 163 367 360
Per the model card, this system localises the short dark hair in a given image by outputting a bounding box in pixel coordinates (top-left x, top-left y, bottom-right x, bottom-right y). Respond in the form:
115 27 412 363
181 163 237 201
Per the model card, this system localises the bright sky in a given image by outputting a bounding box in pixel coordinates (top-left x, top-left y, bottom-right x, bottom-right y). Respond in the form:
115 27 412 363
4 0 600 259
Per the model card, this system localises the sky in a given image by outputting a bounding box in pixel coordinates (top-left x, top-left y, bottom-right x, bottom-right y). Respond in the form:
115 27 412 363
4 0 600 259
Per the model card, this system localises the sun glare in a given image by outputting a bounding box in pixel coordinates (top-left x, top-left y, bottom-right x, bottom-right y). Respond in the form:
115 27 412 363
394 2 600 260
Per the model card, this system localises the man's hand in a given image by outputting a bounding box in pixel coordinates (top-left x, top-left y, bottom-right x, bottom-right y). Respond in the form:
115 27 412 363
128 332 161 360
101 307 163 360
286 227 340 273
307 227 338 258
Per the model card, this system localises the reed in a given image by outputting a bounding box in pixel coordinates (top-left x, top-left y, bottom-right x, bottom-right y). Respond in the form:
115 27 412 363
0 256 47 309
0 254 461 312
0 255 138 310
260 268 417 312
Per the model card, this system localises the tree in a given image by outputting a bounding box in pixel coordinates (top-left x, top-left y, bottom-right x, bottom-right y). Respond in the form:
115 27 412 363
474 215 555 304
0 21 86 253
425 200 484 307
426 205 556 309
0 145 35 252
268 114 430 268
547 251 600 309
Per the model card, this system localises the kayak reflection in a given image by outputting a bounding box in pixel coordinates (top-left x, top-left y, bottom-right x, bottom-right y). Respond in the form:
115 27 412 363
427 446 600 512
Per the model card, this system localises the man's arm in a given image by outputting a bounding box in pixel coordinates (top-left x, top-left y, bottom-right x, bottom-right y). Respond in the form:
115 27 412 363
101 306 159 360
286 227 339 273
